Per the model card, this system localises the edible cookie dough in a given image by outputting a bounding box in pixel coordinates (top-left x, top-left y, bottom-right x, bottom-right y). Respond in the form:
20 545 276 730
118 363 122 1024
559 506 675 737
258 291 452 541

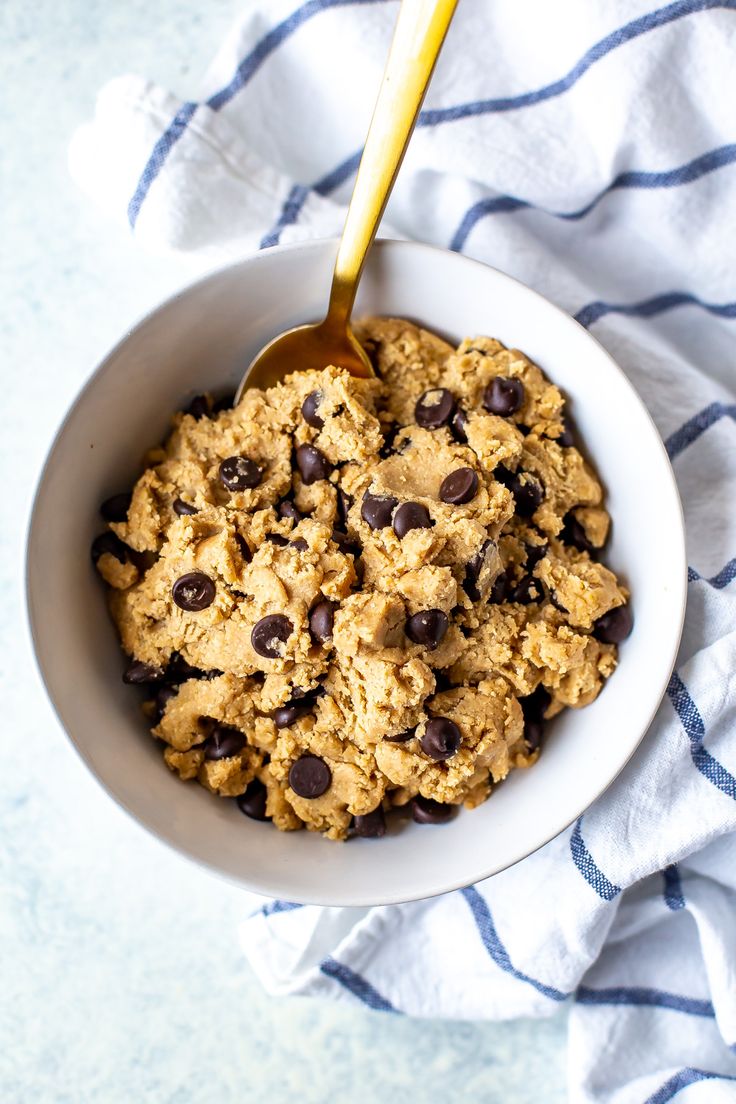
93 318 632 840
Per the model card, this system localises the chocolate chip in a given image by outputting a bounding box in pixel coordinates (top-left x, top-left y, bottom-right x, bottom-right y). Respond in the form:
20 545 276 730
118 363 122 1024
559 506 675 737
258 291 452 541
524 719 544 752
440 467 479 505
405 609 448 649
296 443 331 484
153 684 177 722
172 572 216 611
330 528 361 557
100 492 131 522
236 778 269 821
361 491 398 530
122 660 164 685
251 614 293 658
354 807 386 838
411 795 456 824
278 500 302 522
393 502 433 539
493 464 514 487
235 533 252 563
91 532 129 564
421 717 462 761
267 533 289 547
513 575 546 605
415 388 455 429
212 392 236 414
379 424 400 458
509 472 545 517
185 394 211 420
173 497 198 516
521 686 551 722
290 538 309 552
272 703 311 728
525 541 549 569
451 408 468 443
164 651 206 684
385 727 416 743
337 488 353 526
593 605 633 644
483 376 525 416
463 539 494 601
219 455 262 491
288 754 331 798
301 390 324 429
561 514 594 554
309 599 336 644
204 725 246 760
558 418 574 447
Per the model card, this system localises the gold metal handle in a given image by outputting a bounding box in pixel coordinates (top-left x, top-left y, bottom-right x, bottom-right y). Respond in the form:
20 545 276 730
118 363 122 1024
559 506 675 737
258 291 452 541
325 0 459 328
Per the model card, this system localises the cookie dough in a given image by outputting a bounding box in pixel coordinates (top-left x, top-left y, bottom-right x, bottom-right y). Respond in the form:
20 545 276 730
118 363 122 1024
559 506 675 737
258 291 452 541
93 318 631 840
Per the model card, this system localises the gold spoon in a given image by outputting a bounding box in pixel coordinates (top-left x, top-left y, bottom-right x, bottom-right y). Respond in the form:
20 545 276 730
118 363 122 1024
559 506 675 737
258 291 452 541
236 0 459 399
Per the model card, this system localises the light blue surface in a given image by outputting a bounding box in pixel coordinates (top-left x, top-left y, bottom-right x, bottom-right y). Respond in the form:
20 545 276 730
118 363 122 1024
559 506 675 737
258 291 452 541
0 3 568 1099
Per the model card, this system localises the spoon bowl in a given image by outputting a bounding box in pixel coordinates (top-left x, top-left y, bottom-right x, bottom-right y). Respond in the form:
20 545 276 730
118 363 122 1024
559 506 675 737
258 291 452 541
236 318 372 399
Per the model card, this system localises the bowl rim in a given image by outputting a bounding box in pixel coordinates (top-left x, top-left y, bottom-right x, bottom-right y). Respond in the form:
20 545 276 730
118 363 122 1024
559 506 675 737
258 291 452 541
25 236 688 906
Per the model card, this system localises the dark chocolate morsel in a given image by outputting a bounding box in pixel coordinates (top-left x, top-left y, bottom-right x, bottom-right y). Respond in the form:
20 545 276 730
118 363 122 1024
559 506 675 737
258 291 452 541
266 533 289 547
185 394 211 420
278 500 302 522
361 491 398 530
272 702 311 728
463 539 494 601
91 532 129 565
153 684 177 722
164 651 207 684
415 388 455 429
301 390 325 429
513 575 546 605
337 488 353 526
561 514 594 554
558 418 574 447
288 754 332 798
482 376 525 416
440 467 479 505
219 455 262 491
524 719 544 752
405 609 449 649
488 570 512 604
122 660 165 685
421 717 462 761
354 807 386 838
100 492 132 522
521 685 551 722
451 407 468 443
173 497 198 516
525 541 549 569
412 795 456 824
309 599 336 644
235 533 252 563
236 778 269 821
296 443 331 485
393 501 433 539
593 605 633 644
385 727 416 743
172 572 216 611
251 614 293 658
509 471 545 517
290 538 309 552
204 724 246 760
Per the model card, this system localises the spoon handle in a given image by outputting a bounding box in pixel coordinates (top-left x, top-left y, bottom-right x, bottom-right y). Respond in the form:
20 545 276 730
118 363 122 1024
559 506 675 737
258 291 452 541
326 0 458 327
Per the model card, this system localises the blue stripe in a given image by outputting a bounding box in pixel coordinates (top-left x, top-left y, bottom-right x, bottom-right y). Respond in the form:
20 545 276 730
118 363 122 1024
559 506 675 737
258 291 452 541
449 143 736 251
260 184 311 248
574 292 736 329
319 956 399 1012
668 672 736 800
314 149 363 196
665 402 736 460
688 558 736 589
127 103 197 227
663 864 686 911
570 817 622 901
644 1067 736 1104
418 0 736 126
261 899 304 916
127 0 390 228
577 985 713 1017
460 886 569 1002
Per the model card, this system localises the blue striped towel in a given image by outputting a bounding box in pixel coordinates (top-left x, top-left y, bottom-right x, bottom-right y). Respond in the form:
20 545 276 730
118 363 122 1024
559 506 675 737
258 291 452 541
71 2 736 1099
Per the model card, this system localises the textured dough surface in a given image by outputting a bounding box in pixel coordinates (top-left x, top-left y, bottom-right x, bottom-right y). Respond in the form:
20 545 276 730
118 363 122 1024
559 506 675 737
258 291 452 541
96 318 628 840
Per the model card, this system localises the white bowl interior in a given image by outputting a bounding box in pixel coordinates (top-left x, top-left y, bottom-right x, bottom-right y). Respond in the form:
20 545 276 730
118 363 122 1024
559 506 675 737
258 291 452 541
27 240 686 905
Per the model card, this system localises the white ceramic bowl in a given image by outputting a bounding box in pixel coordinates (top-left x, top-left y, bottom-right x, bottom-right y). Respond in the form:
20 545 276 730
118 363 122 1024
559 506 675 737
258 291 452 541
26 239 686 906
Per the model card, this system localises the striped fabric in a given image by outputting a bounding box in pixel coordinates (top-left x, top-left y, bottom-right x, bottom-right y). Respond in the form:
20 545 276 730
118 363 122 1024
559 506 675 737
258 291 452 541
71 2 736 1099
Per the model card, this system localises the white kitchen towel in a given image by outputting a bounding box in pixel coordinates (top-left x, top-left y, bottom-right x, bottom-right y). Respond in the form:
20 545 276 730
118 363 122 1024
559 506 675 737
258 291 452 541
70 2 736 1100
